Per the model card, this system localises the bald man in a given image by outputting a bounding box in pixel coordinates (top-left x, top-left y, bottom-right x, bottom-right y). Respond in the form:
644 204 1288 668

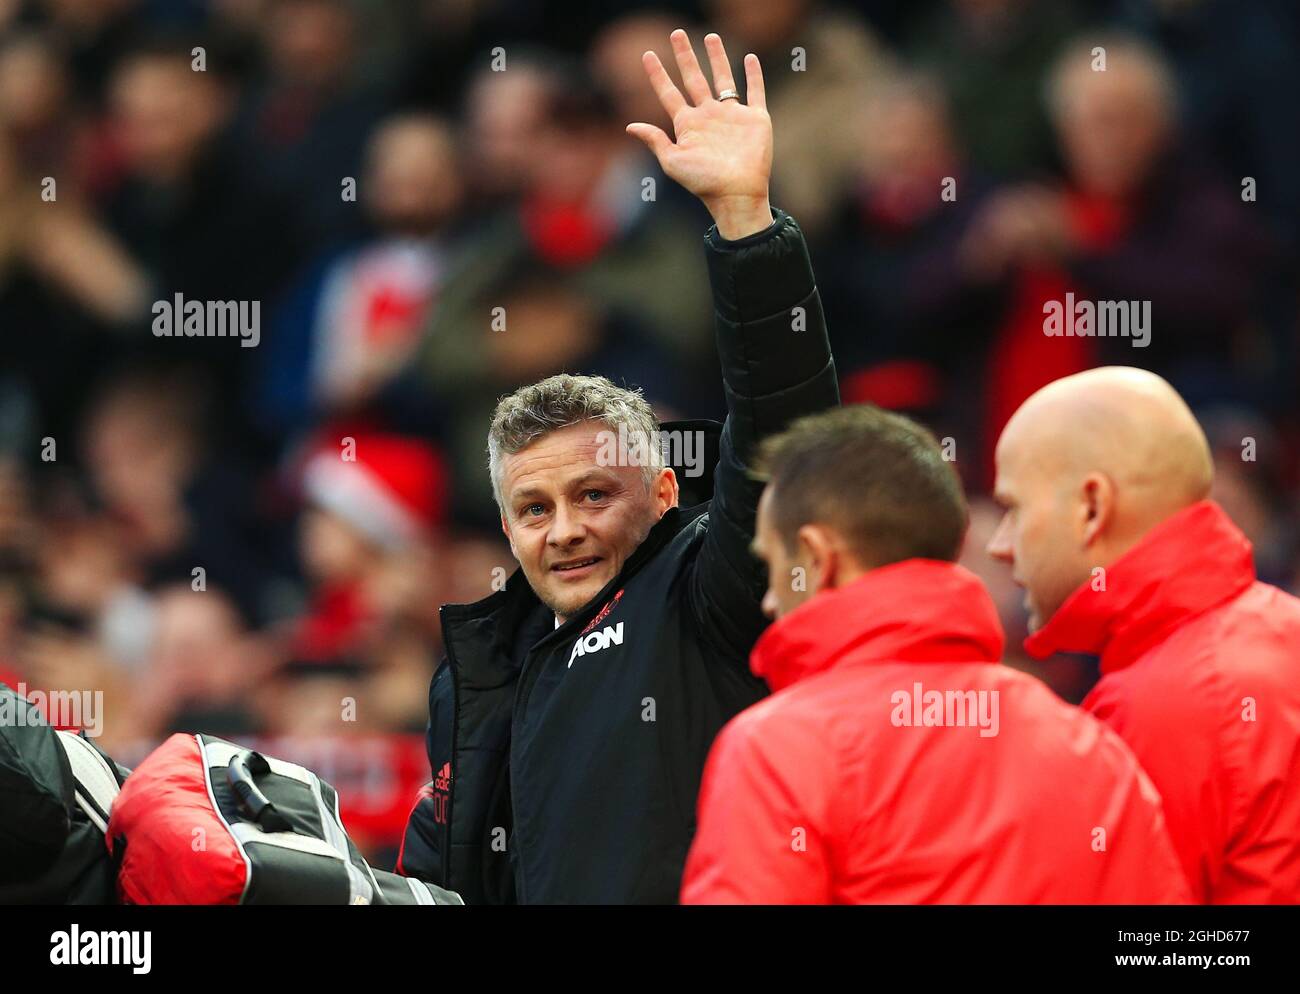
988 366 1300 903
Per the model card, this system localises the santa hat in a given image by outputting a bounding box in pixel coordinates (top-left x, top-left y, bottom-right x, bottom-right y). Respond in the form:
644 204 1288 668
302 433 447 549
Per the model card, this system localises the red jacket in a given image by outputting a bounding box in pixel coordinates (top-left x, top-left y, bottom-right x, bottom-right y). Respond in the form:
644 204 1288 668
1026 500 1300 903
681 559 1189 904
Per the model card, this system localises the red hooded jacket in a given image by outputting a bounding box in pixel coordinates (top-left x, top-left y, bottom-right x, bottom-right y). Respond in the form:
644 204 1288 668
681 559 1190 904
1026 500 1300 903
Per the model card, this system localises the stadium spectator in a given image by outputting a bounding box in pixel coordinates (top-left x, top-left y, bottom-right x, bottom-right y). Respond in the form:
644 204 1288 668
233 0 387 244
293 431 447 667
417 58 715 372
815 72 1002 439
255 113 465 441
0 29 81 183
127 584 269 741
938 35 1272 482
0 129 149 445
31 0 149 106
100 33 309 447
1116 0 1300 254
458 55 557 210
907 0 1082 176
79 367 283 623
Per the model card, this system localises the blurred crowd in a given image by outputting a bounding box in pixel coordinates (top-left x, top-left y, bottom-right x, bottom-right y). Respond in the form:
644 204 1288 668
1 0 1298 838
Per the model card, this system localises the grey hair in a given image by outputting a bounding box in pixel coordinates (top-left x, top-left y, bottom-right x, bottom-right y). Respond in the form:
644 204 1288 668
487 373 663 510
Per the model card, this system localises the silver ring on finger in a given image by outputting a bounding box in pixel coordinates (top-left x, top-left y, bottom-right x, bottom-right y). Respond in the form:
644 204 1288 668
717 89 740 101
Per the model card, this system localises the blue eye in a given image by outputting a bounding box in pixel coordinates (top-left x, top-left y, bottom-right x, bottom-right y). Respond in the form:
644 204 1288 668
584 490 605 502
525 504 545 517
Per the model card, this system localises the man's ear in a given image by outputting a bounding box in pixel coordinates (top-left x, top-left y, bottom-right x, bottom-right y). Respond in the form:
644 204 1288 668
795 523 841 594
653 467 680 516
1079 472 1116 548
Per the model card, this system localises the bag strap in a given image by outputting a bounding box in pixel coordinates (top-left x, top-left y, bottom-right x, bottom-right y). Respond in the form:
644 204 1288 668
54 731 121 834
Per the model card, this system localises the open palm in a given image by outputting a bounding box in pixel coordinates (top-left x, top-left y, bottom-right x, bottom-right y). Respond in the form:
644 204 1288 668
627 31 773 239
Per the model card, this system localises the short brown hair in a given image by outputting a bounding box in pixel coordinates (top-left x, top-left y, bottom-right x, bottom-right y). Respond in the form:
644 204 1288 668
755 405 967 567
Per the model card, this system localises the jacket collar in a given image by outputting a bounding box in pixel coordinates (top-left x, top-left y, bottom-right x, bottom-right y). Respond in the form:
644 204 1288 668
1024 500 1255 674
750 559 1005 693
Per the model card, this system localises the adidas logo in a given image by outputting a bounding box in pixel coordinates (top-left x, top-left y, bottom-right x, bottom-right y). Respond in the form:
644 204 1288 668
568 622 625 668
434 762 451 793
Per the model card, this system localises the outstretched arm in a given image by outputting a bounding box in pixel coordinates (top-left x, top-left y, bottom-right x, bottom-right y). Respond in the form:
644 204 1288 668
630 31 840 660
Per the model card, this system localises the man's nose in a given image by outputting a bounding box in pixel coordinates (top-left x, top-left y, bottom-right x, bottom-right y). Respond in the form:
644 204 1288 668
761 587 779 621
548 504 587 547
986 514 1014 564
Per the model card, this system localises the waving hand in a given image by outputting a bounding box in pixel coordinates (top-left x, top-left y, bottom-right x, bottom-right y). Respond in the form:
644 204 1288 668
627 30 774 240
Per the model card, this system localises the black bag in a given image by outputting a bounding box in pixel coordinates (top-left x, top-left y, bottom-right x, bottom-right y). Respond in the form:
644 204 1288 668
111 732 462 905
0 682 128 904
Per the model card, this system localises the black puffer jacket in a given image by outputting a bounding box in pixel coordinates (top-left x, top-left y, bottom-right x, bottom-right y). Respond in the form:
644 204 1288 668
397 210 839 903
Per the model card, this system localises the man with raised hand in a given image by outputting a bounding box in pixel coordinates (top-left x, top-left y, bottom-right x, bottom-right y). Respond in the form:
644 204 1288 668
988 366 1300 903
681 405 1188 904
397 30 838 903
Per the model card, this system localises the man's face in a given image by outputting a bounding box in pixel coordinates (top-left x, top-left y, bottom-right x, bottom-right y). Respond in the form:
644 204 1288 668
753 487 811 621
364 120 461 236
110 57 225 179
499 422 674 620
1054 62 1168 200
299 506 375 585
987 431 1092 631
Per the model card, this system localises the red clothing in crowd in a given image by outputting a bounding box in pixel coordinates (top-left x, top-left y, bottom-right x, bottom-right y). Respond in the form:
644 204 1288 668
1027 500 1300 903
682 559 1190 904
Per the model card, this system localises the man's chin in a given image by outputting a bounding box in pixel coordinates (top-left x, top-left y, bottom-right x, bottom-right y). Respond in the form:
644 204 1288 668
1025 598 1062 634
540 573 614 620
